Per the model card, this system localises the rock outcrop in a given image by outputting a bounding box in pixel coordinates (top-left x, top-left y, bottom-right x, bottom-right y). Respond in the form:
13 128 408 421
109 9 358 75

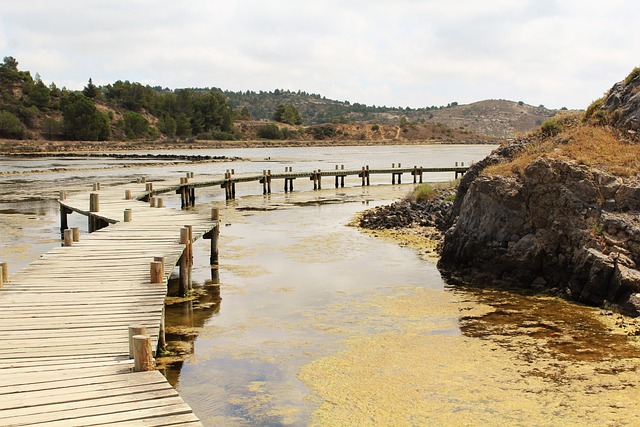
438 151 640 316
438 71 640 316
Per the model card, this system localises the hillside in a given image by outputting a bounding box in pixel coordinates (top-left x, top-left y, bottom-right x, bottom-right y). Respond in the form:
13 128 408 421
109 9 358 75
222 89 559 139
1 56 556 146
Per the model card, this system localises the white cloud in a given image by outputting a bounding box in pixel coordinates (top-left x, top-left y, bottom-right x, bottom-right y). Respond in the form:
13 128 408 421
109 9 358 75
2 0 639 109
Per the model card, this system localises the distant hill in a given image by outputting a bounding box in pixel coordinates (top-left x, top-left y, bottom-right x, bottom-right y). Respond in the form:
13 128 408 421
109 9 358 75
219 89 560 139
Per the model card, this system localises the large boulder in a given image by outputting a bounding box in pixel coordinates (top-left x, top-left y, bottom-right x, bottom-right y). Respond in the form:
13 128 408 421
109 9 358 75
439 156 640 316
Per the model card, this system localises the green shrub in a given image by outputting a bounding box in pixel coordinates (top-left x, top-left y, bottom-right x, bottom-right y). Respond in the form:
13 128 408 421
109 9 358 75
539 118 563 137
257 123 282 139
0 110 25 139
623 66 640 86
583 97 606 123
413 183 437 203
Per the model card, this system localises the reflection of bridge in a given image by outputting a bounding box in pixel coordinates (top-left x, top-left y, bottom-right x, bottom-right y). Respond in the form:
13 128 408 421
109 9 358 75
0 177 219 426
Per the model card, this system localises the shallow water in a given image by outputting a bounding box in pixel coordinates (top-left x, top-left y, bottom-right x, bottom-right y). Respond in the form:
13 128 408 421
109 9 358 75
1 145 639 426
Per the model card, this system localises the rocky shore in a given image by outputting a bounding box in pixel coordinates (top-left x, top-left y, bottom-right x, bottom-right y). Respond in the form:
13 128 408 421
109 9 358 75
362 71 640 317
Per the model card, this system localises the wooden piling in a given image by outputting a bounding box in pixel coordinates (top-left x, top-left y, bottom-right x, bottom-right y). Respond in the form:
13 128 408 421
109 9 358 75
179 227 189 295
63 229 73 247
185 225 193 291
150 261 163 284
89 193 99 233
125 189 132 200
157 198 164 208
0 262 7 284
92 182 101 191
124 209 132 222
72 227 80 242
128 325 147 358
149 197 156 208
60 206 69 237
132 335 154 372
267 170 272 194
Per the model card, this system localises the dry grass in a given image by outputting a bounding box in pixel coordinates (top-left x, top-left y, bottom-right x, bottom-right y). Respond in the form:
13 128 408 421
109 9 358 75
485 117 640 178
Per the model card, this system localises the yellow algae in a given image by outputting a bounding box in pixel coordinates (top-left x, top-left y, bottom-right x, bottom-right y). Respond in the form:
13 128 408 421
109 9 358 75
299 287 640 427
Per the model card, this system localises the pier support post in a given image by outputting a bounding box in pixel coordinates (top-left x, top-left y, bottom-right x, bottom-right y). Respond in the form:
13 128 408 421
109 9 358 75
124 209 132 222
72 227 80 242
125 189 132 200
132 335 154 372
211 208 220 284
179 227 190 296
89 192 100 233
158 306 166 353
366 165 370 186
185 225 193 291
267 170 272 194
150 261 163 284
128 325 147 359
0 262 7 286
59 206 70 237
63 229 74 247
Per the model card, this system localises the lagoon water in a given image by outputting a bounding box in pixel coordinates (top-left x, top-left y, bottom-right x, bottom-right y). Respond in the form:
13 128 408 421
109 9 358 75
2 144 639 426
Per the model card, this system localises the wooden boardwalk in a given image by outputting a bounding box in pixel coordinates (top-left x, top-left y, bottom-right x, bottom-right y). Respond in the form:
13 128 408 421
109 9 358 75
0 178 216 426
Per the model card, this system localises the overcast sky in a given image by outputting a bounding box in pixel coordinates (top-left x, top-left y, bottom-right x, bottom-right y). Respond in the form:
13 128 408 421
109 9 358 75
2 0 638 110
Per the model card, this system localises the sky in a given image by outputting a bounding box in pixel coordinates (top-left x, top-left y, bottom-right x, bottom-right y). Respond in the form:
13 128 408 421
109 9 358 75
1 0 639 110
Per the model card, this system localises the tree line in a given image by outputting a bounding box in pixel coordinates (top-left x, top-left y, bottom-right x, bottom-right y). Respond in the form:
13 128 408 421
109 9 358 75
0 56 460 142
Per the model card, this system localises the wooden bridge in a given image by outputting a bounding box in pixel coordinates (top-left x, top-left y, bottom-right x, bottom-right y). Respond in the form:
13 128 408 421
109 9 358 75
0 161 466 425
146 163 469 206
0 177 219 426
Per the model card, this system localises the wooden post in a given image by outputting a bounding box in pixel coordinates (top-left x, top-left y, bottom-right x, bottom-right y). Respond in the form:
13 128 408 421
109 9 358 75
59 190 67 201
361 167 366 186
158 306 166 353
413 166 417 184
267 170 272 194
150 261 163 284
125 189 132 200
317 170 321 190
90 193 99 212
149 197 156 208
92 182 101 191
179 227 189 296
72 227 80 242
419 167 423 183
366 165 370 186
262 170 267 195
312 172 318 191
211 208 220 265
185 225 193 291
124 209 132 222
0 262 7 284
132 335 154 372
63 229 73 247
128 325 147 358
157 198 164 208
89 192 99 233
335 165 339 188
154 256 165 274
60 206 69 237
